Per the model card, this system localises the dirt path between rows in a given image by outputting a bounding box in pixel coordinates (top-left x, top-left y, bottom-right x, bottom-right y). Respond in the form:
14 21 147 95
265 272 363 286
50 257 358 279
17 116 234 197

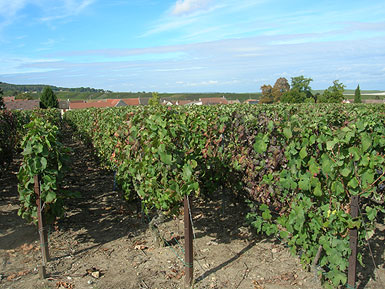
1 124 384 289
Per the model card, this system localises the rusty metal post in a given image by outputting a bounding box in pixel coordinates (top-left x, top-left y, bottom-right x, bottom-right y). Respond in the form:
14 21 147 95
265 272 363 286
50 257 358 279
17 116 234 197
184 195 193 288
348 195 359 288
34 175 49 278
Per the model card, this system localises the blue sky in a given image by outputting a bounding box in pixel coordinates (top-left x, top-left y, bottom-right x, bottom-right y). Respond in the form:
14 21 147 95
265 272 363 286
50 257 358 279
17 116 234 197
0 0 384 92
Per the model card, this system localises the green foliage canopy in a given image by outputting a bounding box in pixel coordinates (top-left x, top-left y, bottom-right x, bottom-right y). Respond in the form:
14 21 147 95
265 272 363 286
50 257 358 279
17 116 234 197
354 84 362 103
149 91 161 106
40 86 58 109
65 104 385 288
281 76 314 103
272 77 290 102
0 88 4 109
259 84 274 103
319 80 346 103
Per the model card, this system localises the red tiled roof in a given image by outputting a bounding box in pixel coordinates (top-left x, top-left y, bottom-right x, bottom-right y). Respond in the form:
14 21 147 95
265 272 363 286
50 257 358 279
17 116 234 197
200 98 228 105
5 100 40 110
121 98 140 105
105 99 120 106
66 100 84 103
177 100 194 105
69 98 141 109
69 101 112 109
363 99 385 103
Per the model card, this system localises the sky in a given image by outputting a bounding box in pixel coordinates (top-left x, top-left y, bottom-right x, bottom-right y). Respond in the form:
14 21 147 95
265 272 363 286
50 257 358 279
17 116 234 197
0 0 384 92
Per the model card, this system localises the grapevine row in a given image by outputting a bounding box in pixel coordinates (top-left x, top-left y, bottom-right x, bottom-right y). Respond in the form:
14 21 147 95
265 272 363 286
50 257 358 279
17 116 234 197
65 104 385 288
17 110 69 224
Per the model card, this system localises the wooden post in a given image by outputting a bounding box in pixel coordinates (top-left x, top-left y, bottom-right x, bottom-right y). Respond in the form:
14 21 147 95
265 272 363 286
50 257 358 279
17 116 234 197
184 195 193 288
34 175 49 278
348 195 359 288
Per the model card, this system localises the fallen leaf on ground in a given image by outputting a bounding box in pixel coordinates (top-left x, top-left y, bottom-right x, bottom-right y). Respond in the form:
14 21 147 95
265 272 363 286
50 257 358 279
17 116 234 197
56 281 75 288
134 244 148 250
21 243 34 253
252 280 265 289
6 274 17 281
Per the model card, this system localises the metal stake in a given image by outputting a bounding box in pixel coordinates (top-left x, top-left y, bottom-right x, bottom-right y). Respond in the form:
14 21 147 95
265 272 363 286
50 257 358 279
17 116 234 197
348 195 359 288
34 175 49 278
184 195 193 288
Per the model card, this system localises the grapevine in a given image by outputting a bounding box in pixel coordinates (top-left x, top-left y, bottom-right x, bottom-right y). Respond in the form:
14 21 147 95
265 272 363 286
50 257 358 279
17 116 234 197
65 103 385 288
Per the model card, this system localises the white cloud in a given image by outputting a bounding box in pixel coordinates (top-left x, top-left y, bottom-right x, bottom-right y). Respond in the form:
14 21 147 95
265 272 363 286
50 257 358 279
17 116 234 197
0 55 62 74
0 0 28 34
172 0 212 15
0 0 27 17
40 0 95 22
0 0 95 31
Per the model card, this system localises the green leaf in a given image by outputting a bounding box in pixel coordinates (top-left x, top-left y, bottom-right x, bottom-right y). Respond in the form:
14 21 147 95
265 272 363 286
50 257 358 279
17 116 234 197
361 134 372 152
279 230 289 239
251 218 263 232
262 210 272 220
283 127 292 139
45 191 56 203
23 143 33 155
253 134 267 154
331 270 347 286
313 184 322 197
340 167 351 177
182 164 192 180
40 157 47 170
159 151 172 165
361 170 374 187
190 159 197 169
348 177 359 189
36 143 43 153
331 181 345 195
321 154 333 175
308 158 320 175
365 207 377 221
299 179 310 191
348 147 360 161
326 140 336 151
299 147 307 159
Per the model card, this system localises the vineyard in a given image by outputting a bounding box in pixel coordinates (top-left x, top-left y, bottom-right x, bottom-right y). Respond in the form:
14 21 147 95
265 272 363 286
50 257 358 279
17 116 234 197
1 104 385 288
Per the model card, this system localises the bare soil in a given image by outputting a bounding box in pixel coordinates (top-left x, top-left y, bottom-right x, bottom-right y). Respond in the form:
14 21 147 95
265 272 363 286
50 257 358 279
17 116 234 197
1 127 384 289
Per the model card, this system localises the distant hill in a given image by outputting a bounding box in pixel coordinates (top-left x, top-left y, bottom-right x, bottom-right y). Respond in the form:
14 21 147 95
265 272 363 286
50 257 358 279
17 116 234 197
0 81 261 102
0 82 107 96
2 81 382 102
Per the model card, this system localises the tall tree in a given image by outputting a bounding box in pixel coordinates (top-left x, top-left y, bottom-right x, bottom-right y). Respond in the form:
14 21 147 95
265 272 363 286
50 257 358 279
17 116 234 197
354 84 362 103
281 76 314 103
0 88 4 109
40 86 58 109
272 77 290 102
292 75 315 100
149 92 161 106
318 80 346 103
280 89 307 103
259 84 274 104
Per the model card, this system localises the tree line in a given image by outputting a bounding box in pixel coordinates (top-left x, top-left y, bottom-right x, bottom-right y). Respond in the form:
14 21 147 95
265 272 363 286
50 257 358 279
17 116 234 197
259 76 362 103
0 82 107 96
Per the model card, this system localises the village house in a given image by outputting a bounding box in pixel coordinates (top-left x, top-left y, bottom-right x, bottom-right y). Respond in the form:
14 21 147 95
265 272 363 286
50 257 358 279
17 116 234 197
244 99 259 104
199 97 228 105
176 100 202 105
69 98 140 109
4 99 40 110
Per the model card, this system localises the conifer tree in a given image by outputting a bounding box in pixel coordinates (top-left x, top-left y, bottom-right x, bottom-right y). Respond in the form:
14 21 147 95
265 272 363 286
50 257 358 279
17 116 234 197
354 84 362 103
149 92 161 106
40 86 58 108
0 88 4 109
